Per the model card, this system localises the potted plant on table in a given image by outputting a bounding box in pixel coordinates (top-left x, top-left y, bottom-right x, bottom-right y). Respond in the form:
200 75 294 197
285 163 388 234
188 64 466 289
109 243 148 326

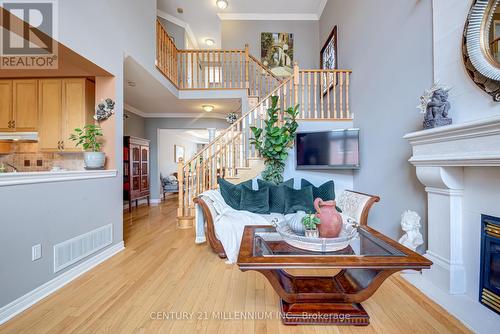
250 95 299 185
302 213 321 238
69 125 105 170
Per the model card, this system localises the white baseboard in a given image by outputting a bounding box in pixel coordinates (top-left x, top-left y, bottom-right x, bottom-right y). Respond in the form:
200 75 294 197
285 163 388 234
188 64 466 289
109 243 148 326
150 198 161 205
0 241 125 326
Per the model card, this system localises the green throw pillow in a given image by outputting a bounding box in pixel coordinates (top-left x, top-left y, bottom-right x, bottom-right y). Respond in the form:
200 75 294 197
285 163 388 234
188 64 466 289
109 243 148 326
284 186 314 214
257 179 294 213
240 187 270 214
218 178 253 210
300 179 342 212
301 179 335 201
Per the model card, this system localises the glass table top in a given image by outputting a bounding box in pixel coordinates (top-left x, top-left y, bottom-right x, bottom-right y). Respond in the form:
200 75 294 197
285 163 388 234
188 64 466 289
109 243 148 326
253 227 405 257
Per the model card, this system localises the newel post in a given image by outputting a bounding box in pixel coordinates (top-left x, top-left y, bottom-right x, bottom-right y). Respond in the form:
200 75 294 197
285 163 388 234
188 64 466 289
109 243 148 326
177 158 184 217
245 43 250 89
293 61 299 106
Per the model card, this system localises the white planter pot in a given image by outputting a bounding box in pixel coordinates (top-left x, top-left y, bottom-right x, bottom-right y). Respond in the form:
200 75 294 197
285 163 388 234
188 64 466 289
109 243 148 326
84 152 105 170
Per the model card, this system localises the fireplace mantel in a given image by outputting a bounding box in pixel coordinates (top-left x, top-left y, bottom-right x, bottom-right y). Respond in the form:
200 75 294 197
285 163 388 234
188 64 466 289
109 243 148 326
404 115 500 296
404 115 500 167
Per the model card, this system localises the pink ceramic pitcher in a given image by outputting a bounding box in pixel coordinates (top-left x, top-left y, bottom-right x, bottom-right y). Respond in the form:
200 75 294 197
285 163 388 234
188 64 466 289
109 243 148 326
314 198 343 238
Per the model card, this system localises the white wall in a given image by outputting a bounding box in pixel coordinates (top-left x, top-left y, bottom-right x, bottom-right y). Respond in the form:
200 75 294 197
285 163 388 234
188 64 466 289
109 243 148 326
320 0 433 241
429 1 500 328
0 0 161 311
158 130 204 177
221 20 320 68
433 0 500 123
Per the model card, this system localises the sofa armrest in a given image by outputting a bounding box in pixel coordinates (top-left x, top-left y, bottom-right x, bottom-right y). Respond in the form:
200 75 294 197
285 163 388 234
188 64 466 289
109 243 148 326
337 190 380 226
193 196 227 258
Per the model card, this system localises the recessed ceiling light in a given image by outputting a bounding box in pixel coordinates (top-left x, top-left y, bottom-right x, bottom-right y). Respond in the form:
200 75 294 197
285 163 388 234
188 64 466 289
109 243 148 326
216 0 228 10
202 105 214 112
205 39 215 46
177 8 184 14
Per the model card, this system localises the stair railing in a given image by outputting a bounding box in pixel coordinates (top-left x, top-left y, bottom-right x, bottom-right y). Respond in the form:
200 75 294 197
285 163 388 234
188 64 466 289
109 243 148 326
177 76 294 217
156 20 282 99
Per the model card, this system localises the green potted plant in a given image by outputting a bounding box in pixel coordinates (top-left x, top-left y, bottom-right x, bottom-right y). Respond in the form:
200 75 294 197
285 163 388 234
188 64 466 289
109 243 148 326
250 95 299 184
69 125 105 169
302 213 321 238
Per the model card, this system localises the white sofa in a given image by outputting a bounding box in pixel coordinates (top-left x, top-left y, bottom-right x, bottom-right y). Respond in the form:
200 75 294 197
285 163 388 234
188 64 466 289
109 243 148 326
194 190 380 259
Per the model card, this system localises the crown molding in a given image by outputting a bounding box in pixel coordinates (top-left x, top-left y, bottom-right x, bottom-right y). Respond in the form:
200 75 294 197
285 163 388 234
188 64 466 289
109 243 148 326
143 112 227 119
157 10 199 49
124 103 147 117
317 0 328 18
217 13 320 21
124 104 228 120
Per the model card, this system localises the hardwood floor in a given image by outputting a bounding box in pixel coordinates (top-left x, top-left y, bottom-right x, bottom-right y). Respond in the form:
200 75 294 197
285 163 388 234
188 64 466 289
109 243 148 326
0 197 471 334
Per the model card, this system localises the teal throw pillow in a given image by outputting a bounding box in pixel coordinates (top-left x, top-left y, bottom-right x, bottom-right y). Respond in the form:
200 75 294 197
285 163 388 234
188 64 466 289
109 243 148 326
240 187 270 214
284 186 314 214
218 178 253 210
257 179 294 213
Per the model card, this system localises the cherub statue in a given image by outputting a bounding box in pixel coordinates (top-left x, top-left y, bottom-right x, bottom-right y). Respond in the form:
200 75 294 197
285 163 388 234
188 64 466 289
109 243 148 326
423 88 452 129
398 210 423 251
94 98 115 122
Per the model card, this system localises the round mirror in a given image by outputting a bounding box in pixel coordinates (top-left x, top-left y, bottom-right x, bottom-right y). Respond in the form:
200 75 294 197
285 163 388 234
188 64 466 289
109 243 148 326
463 0 500 101
488 2 500 64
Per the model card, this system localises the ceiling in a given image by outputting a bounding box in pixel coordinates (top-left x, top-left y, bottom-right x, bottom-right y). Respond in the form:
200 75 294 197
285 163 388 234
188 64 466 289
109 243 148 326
124 56 241 118
157 0 327 48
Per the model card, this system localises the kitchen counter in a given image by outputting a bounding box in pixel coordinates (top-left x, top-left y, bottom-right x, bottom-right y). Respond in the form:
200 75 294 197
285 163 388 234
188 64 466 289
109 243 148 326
0 169 118 187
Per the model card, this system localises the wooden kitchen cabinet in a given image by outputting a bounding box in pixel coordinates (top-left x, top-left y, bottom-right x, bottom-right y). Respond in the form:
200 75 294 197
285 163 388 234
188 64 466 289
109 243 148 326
13 80 38 131
0 79 38 132
0 80 12 131
38 78 95 152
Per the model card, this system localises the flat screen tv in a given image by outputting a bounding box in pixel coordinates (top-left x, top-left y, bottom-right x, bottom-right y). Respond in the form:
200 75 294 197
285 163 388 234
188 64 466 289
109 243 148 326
296 129 360 169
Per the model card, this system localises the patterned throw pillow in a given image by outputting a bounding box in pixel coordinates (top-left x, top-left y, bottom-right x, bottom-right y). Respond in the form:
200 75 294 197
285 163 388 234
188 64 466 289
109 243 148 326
218 178 253 210
284 186 314 214
257 179 294 213
240 187 270 214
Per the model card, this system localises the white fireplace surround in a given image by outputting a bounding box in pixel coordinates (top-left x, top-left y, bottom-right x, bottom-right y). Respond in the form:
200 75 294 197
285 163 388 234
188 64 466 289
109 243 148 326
404 115 500 332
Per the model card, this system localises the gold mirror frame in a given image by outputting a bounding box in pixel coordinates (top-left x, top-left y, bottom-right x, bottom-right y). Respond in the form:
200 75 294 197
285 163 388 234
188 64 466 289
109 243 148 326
463 0 500 101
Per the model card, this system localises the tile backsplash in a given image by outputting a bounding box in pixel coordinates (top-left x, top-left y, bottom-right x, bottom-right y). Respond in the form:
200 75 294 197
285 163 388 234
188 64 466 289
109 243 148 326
0 143 84 172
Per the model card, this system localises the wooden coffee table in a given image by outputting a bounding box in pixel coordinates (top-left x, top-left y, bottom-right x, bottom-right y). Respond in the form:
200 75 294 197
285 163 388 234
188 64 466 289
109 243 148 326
237 225 432 326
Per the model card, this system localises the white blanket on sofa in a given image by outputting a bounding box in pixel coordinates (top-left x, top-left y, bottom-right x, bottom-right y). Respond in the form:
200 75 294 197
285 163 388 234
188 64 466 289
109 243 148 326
196 190 273 264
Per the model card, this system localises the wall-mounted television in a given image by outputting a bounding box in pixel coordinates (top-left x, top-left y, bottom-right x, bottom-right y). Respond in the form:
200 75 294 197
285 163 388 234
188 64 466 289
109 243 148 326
296 129 360 170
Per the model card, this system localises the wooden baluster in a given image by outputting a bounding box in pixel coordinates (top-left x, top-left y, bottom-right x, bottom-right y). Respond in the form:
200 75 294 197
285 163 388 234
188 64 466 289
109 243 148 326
313 72 317 119
222 51 226 88
339 71 344 119
333 72 337 119
177 159 184 217
320 72 325 119
326 72 331 119
196 158 200 196
190 52 194 89
307 72 311 119
346 72 350 119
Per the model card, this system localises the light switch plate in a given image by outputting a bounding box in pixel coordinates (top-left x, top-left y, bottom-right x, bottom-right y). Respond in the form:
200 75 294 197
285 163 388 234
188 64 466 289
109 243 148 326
32 244 42 261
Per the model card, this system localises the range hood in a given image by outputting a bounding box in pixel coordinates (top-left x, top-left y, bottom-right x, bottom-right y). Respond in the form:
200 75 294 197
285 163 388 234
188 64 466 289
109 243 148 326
0 132 38 142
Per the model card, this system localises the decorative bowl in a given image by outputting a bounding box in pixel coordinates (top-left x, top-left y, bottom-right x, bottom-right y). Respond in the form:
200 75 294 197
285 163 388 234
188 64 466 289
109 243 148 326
274 219 358 252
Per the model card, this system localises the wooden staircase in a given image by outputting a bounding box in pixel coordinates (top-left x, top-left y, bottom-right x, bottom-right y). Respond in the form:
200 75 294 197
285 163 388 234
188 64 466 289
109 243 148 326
155 19 353 226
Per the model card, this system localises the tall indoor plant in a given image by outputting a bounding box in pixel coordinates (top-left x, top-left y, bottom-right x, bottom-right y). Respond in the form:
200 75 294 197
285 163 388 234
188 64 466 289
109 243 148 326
69 125 105 169
250 96 299 184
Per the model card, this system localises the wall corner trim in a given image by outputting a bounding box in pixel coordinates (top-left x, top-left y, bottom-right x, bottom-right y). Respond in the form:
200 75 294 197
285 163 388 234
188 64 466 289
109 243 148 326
0 241 125 326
